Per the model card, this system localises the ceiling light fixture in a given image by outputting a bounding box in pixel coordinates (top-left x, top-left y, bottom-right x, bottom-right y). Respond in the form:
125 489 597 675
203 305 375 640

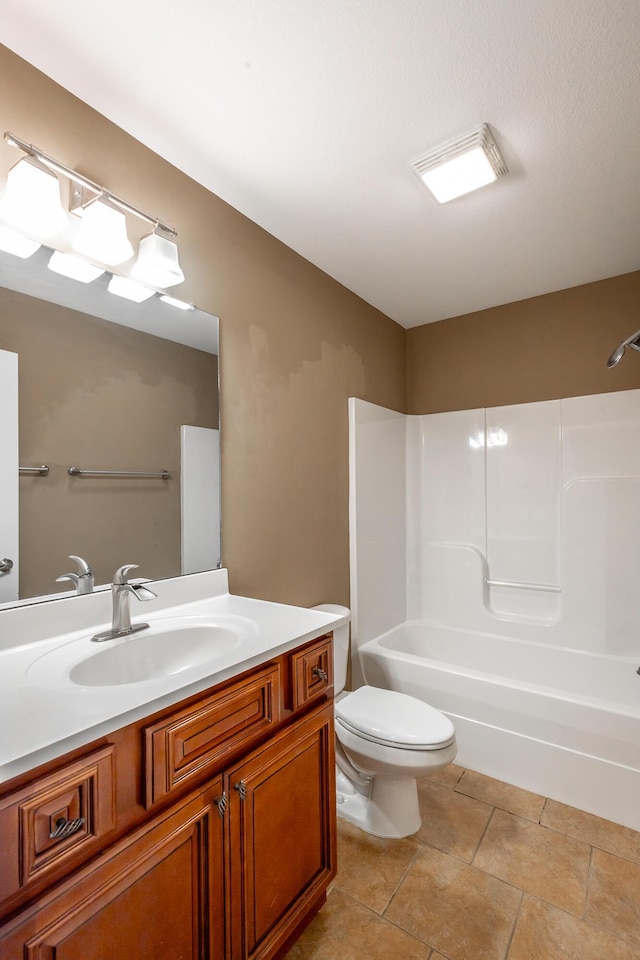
410 124 507 203
48 250 105 283
131 226 185 288
107 275 155 303
72 193 134 266
0 224 40 258
0 156 67 236
3 132 185 286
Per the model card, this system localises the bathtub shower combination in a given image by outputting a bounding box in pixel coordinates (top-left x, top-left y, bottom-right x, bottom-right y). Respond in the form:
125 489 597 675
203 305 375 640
348 391 640 831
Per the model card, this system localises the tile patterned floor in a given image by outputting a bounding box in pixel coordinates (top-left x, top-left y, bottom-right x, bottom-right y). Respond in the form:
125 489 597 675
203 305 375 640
284 765 640 960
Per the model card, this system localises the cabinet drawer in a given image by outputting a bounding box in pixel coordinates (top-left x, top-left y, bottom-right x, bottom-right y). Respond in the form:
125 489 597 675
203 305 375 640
145 662 281 805
290 634 333 710
0 746 115 903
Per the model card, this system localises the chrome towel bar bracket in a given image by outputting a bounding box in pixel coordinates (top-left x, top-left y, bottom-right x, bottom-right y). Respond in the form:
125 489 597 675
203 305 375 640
19 465 49 476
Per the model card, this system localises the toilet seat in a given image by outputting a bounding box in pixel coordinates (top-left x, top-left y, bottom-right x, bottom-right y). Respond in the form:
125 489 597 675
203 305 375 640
335 686 455 751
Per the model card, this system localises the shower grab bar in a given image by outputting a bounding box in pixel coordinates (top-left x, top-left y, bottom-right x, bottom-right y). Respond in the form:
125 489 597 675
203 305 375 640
485 578 561 594
19 464 50 476
68 466 170 479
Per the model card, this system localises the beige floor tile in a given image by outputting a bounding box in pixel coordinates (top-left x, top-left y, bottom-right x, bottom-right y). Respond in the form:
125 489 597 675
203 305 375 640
473 809 590 916
284 888 431 960
416 779 493 861
334 818 420 913
586 848 640 949
508 895 639 960
423 763 465 789
542 799 640 863
456 771 545 822
385 845 521 960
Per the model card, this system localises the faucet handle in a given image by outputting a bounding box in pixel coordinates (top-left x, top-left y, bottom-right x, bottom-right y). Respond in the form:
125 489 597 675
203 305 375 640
113 564 140 584
69 555 93 576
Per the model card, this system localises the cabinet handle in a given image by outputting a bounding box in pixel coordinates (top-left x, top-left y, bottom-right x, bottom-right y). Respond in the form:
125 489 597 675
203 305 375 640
312 666 328 682
49 816 86 840
0 558 13 574
214 792 228 818
234 780 248 801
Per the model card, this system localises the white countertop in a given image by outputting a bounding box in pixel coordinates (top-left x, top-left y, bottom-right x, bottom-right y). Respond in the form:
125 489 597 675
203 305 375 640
0 569 346 783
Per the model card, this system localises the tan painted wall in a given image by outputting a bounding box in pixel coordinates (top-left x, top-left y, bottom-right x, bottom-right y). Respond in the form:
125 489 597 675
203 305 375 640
0 45 406 607
1 286 217 598
407 271 640 413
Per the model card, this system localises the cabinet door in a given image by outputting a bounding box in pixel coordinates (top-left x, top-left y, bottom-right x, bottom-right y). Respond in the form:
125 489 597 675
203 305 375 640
0 781 225 960
226 702 336 960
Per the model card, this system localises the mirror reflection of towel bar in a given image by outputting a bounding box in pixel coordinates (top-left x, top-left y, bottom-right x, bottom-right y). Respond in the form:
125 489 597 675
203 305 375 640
19 464 50 476
485 578 561 594
68 466 170 479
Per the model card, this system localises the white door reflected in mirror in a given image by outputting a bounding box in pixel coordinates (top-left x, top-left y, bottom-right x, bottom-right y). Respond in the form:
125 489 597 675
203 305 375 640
0 349 18 603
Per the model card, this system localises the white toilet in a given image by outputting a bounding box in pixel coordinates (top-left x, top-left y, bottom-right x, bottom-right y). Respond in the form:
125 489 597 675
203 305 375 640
314 605 457 839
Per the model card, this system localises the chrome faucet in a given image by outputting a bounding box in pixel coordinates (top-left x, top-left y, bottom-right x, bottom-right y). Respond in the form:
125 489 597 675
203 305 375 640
56 555 94 595
92 564 157 642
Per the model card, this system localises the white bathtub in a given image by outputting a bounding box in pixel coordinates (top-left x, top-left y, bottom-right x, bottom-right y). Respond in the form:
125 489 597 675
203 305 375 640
358 621 640 831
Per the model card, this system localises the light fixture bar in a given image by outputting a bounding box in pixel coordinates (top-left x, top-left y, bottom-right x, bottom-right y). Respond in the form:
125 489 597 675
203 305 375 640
4 131 177 237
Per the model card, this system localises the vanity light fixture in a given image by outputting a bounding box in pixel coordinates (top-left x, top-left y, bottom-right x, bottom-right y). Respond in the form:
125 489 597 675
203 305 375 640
0 223 40 258
0 155 68 237
159 294 194 310
107 274 155 302
3 132 185 286
410 124 508 203
131 226 185 288
48 250 105 283
72 193 134 266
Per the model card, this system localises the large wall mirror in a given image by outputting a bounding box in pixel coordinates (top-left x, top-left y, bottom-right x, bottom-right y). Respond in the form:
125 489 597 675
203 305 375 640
0 245 220 608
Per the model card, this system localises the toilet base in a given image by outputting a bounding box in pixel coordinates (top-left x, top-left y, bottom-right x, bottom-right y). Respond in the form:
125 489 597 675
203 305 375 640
336 774 422 838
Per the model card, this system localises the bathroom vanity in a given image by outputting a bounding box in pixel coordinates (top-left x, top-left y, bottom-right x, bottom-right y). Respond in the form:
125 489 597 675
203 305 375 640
0 571 340 960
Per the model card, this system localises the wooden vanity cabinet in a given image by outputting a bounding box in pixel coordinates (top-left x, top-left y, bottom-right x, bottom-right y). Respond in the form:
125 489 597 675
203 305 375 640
226 703 335 960
0 778 226 960
0 633 336 960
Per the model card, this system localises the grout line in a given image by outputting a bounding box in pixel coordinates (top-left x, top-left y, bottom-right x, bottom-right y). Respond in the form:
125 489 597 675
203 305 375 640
503 888 525 960
470 804 497 865
540 795 549 823
382 844 422 916
520 891 640 955
378 909 441 953
584 844 594 920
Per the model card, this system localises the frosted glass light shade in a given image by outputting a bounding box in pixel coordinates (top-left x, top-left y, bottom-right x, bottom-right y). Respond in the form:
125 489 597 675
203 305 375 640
107 274 155 302
48 251 105 283
131 230 185 288
0 157 67 237
72 196 134 266
0 224 40 258
421 147 498 203
410 124 508 203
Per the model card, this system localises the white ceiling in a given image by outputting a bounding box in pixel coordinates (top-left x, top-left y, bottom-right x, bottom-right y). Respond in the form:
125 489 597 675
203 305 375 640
1 0 639 328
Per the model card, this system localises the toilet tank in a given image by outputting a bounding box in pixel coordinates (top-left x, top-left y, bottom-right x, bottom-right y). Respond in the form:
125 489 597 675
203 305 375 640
311 604 350 695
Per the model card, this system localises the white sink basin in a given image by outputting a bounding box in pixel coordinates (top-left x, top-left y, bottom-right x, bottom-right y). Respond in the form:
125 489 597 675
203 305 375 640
70 624 242 686
27 615 257 689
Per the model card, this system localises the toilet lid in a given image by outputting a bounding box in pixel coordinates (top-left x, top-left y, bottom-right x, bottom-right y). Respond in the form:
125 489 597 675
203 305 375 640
335 686 455 750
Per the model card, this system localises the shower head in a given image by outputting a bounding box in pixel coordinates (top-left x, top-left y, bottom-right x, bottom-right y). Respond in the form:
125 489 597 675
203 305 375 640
607 330 640 368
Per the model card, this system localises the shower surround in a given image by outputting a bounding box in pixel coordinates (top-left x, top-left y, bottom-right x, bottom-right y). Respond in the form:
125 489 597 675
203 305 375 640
349 391 640 830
